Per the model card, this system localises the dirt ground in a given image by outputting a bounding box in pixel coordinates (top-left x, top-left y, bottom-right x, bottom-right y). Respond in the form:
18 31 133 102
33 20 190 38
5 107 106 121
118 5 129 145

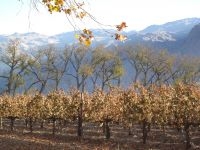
0 119 200 150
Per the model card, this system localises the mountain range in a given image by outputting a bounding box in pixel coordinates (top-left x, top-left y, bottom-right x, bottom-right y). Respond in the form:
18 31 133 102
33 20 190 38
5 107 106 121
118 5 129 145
1 17 200 55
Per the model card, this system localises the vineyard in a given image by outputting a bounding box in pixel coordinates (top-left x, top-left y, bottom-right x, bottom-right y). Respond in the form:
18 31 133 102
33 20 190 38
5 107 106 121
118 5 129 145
1 83 200 149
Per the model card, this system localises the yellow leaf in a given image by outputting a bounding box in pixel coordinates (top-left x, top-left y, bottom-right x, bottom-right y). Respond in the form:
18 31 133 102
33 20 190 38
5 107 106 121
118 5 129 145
84 39 91 46
53 6 60 12
75 34 79 39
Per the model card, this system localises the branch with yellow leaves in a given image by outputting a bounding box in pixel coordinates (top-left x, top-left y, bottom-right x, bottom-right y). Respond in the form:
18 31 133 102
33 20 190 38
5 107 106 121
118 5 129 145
28 0 128 46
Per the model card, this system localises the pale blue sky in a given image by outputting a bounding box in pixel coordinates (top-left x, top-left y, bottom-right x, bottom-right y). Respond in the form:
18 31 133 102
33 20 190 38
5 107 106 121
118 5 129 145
0 0 200 35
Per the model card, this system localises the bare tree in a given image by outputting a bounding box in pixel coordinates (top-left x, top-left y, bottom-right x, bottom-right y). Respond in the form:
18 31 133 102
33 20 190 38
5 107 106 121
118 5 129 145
91 46 124 91
0 40 33 95
67 44 93 137
170 55 200 84
48 46 72 90
25 46 57 93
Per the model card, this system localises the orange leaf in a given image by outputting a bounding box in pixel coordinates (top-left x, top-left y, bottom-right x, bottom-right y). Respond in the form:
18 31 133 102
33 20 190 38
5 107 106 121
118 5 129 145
116 22 128 31
64 9 71 15
77 12 86 19
115 33 127 41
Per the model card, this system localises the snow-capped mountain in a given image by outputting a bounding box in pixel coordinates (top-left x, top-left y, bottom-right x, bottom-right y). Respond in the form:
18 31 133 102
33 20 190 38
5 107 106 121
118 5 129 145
0 18 200 55
0 29 120 51
126 18 200 54
0 32 59 51
142 31 176 42
140 18 200 34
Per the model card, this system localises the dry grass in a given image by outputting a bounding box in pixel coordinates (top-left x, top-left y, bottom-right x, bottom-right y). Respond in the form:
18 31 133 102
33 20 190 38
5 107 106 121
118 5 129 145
0 119 200 150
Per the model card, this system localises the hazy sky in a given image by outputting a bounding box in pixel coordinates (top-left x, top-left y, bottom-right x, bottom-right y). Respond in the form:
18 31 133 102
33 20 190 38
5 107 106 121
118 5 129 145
0 0 200 35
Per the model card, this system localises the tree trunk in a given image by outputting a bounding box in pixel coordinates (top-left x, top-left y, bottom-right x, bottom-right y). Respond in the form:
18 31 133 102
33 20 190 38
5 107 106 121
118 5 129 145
77 103 83 137
25 118 28 128
128 122 132 135
0 117 3 129
102 122 106 133
39 81 47 94
10 117 15 131
128 126 132 136
148 122 151 132
142 120 148 144
161 123 166 143
58 119 62 130
29 117 33 133
184 123 191 150
40 120 44 128
63 120 67 126
52 117 56 136
105 119 110 139
117 77 121 87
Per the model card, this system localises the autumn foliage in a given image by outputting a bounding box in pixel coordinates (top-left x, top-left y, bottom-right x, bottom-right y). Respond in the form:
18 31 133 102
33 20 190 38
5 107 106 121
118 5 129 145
1 82 200 148
41 0 127 46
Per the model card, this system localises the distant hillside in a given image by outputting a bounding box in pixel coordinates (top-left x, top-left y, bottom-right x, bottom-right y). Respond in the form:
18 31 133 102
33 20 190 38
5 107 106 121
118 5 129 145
181 23 200 55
